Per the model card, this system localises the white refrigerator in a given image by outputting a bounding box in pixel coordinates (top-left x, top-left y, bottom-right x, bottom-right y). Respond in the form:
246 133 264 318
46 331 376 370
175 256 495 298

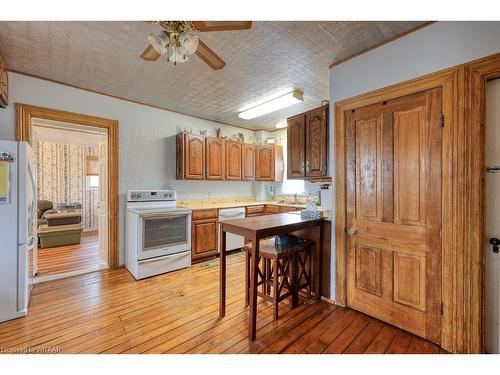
0 140 37 323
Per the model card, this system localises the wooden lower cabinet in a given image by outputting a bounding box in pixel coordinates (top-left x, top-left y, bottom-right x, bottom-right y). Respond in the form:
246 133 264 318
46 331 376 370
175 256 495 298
280 206 300 213
245 205 265 217
265 205 281 215
191 209 218 262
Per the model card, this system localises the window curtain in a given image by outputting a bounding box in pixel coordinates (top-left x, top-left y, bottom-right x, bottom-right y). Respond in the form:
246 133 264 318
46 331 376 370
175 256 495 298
36 142 99 230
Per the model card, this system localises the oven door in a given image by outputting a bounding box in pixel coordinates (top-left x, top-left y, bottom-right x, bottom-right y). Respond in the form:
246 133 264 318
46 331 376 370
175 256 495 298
137 211 191 260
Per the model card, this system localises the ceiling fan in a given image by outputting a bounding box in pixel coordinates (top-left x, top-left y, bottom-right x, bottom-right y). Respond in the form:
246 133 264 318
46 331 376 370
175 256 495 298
140 21 252 71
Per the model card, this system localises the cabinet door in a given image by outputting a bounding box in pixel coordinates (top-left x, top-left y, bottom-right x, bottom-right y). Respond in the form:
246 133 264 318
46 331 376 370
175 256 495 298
305 106 328 177
0 55 8 108
206 137 224 180
184 134 205 180
281 206 299 213
265 205 281 214
256 145 275 181
242 143 256 180
191 219 218 261
287 114 306 178
225 141 242 180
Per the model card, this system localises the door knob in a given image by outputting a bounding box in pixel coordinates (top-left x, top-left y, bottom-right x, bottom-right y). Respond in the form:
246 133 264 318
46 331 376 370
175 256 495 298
345 226 359 236
490 238 500 253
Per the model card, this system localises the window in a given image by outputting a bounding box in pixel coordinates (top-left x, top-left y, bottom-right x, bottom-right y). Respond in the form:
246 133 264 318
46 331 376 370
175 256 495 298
87 175 99 189
282 178 304 195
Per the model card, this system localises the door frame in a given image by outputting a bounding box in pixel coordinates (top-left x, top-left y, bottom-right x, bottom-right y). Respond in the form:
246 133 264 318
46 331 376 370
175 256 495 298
15 103 120 268
464 53 500 354
335 67 464 352
335 53 500 353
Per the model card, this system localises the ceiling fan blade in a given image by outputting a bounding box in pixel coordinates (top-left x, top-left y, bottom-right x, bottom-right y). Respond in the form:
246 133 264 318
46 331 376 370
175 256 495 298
195 39 225 71
192 21 252 32
140 45 161 61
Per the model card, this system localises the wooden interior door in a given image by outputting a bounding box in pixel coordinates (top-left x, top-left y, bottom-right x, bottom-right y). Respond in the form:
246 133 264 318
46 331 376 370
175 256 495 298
305 106 328 177
225 141 242 180
345 88 443 344
287 114 305 178
184 134 205 180
256 145 275 181
206 137 224 180
242 143 256 180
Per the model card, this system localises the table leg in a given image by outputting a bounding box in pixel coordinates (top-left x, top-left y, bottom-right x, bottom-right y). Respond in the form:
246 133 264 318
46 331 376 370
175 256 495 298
248 235 259 341
219 229 227 317
291 251 299 308
314 222 323 301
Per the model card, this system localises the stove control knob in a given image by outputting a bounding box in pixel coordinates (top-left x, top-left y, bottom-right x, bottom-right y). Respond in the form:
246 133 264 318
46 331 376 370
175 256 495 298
137 193 142 199
131 193 137 199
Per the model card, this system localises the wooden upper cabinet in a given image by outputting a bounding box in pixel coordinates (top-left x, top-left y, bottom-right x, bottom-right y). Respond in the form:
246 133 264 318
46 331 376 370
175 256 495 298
287 114 306 178
305 106 328 177
255 145 275 181
183 134 205 179
287 105 329 180
0 55 8 108
225 140 242 180
242 143 256 180
176 133 204 180
176 135 284 182
206 137 224 180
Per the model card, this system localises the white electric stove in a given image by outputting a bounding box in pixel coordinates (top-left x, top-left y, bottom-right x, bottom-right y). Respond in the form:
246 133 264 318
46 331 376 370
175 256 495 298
126 190 192 279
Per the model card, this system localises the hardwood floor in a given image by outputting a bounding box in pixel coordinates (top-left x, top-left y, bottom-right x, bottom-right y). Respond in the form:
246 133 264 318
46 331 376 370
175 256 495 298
0 252 446 354
36 231 101 276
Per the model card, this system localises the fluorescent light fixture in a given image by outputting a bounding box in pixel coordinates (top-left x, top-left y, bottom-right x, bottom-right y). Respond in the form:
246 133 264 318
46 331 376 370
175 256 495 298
276 121 287 129
238 90 303 120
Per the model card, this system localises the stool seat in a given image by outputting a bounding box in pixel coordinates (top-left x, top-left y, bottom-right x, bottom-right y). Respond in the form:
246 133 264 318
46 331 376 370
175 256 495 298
243 238 313 258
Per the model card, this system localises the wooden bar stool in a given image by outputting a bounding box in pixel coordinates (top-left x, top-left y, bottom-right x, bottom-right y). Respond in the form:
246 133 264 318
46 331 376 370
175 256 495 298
244 237 313 320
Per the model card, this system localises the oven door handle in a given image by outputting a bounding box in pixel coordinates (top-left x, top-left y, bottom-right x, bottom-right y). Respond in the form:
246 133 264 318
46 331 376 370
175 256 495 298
140 212 190 219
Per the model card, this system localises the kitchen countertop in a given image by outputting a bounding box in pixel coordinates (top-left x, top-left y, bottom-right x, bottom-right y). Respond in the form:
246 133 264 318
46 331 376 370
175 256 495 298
176 198 332 221
176 199 307 210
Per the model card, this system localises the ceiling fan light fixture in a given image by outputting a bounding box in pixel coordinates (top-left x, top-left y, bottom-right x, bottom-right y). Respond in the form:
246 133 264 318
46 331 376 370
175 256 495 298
148 31 169 54
168 46 188 64
238 90 304 120
179 31 199 55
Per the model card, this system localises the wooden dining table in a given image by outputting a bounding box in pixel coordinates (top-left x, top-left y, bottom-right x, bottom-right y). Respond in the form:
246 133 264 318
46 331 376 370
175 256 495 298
218 213 324 341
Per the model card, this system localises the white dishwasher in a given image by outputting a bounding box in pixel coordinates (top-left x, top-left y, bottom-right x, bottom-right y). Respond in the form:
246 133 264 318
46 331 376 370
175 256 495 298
218 207 246 252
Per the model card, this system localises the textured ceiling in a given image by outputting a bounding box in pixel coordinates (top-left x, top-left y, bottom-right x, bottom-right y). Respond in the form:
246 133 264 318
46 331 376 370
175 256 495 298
0 21 427 130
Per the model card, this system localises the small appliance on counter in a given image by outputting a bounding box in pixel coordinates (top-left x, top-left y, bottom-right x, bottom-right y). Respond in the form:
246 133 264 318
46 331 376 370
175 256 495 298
126 190 192 280
319 184 333 210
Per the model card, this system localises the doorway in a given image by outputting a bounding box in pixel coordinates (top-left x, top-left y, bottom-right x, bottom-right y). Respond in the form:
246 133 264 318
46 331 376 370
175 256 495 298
31 119 109 280
485 78 500 353
16 103 119 277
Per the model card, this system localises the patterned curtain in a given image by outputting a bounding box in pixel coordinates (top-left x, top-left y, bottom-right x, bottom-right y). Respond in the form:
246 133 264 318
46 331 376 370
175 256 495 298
36 142 99 230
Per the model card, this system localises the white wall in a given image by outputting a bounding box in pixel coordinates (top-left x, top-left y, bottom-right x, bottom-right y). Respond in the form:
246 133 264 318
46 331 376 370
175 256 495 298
328 21 500 300
0 72 257 264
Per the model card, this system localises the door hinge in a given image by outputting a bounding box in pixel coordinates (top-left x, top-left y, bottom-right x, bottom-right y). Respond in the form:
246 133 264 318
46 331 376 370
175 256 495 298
440 302 444 315
439 113 445 128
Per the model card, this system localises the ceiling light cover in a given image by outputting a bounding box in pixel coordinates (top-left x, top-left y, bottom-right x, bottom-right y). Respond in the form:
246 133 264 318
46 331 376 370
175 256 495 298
148 31 169 54
179 31 199 55
169 46 188 63
239 90 304 120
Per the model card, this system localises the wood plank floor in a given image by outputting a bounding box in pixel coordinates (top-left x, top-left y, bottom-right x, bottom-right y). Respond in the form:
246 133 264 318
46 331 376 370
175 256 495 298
0 252 446 354
36 231 101 276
